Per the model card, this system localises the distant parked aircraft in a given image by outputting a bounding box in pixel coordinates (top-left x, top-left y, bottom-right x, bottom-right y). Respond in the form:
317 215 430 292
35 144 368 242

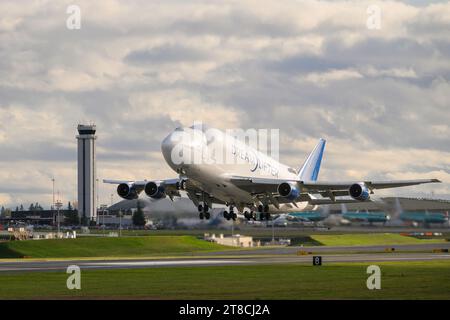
339 204 390 225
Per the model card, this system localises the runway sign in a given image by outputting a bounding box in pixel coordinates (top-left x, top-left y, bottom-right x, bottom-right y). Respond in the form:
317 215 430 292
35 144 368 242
313 256 322 266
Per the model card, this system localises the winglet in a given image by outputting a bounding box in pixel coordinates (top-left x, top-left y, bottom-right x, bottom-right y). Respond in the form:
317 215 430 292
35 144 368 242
298 138 326 182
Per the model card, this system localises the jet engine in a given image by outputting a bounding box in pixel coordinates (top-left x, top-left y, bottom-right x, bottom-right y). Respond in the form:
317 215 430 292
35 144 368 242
277 182 300 201
144 181 166 199
117 183 141 200
349 183 370 201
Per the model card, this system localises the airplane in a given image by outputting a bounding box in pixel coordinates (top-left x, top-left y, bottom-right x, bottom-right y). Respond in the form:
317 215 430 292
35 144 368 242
271 209 331 227
400 211 449 227
288 210 329 222
389 198 449 227
339 204 390 225
104 123 441 221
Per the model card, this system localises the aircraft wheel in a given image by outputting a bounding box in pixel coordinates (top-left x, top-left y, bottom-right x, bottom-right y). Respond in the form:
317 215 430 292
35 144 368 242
252 212 257 220
205 212 210 220
232 213 237 221
265 212 271 220
198 204 203 212
199 212 204 220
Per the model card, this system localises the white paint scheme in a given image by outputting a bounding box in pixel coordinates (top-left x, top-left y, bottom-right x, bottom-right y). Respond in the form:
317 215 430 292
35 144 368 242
162 126 308 210
104 124 440 220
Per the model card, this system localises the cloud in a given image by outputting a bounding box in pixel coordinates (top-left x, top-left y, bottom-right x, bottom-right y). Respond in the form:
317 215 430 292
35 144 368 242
299 68 364 86
125 44 208 64
0 0 449 208
127 90 243 129
363 66 418 79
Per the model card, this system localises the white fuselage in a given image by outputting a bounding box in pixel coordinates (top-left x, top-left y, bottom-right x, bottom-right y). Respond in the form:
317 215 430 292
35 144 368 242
161 126 315 213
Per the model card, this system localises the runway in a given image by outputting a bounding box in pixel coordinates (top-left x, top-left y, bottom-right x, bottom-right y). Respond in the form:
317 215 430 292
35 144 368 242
202 242 450 255
1 252 450 273
1 242 449 273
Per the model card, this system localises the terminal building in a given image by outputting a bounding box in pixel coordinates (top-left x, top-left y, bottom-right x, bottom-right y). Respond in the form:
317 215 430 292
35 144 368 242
0 209 77 226
77 124 97 224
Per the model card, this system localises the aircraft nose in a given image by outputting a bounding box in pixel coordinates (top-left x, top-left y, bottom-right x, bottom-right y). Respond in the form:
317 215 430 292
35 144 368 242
161 127 192 169
161 132 178 166
161 126 208 170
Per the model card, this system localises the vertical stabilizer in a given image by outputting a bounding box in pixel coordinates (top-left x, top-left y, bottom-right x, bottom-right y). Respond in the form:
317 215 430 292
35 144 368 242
298 139 326 181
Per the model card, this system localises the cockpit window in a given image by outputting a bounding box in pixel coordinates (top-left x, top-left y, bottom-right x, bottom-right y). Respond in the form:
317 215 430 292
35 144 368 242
175 127 184 132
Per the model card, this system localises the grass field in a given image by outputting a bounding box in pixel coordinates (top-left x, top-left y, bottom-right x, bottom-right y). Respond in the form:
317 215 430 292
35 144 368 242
311 233 447 246
62 228 450 239
1 233 446 259
0 260 449 299
0 236 234 259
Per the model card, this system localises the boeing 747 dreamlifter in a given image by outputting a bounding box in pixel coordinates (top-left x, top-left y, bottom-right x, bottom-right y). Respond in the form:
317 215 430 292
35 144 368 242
105 124 440 221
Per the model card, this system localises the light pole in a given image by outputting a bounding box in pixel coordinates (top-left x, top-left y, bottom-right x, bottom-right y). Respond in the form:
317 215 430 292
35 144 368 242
51 178 55 209
51 178 55 226
102 205 108 233
272 218 275 245
119 210 122 237
100 204 107 236
96 178 99 225
231 218 234 237
55 198 63 237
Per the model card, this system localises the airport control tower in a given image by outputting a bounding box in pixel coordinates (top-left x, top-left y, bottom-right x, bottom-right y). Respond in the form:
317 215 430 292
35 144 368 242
77 124 97 224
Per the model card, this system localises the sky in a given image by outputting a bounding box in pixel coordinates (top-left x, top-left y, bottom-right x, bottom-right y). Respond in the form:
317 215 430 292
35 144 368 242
0 0 449 209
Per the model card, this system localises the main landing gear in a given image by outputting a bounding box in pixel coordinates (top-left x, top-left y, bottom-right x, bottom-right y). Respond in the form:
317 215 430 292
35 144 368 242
222 205 271 221
176 179 187 190
223 206 238 221
198 204 210 220
257 205 271 221
243 210 257 221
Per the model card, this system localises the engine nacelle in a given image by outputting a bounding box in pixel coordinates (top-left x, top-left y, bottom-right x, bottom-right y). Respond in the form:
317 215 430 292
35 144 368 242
117 183 140 200
277 182 300 201
349 183 370 201
144 181 166 199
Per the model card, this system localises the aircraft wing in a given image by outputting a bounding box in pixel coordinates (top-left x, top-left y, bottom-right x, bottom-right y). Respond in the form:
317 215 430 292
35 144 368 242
103 178 182 198
104 179 148 186
103 178 180 186
230 176 440 191
308 199 370 205
229 176 441 203
301 179 441 191
103 178 226 206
